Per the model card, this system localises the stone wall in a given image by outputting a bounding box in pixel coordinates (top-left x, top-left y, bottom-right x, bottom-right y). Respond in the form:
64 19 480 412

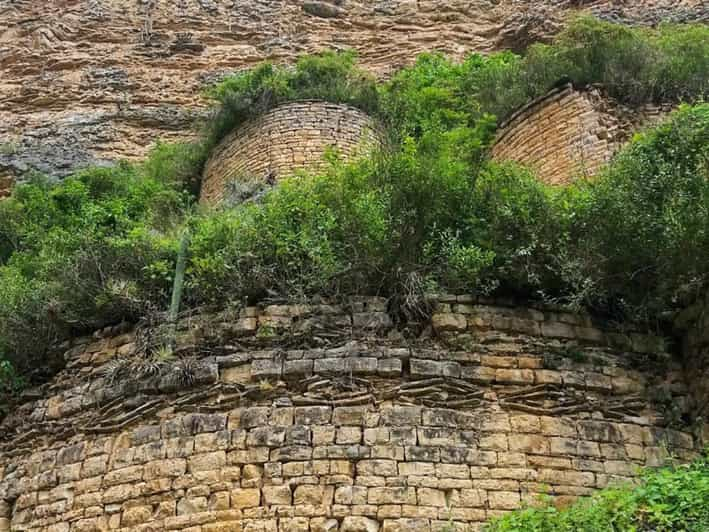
200 102 380 206
490 84 672 185
0 296 702 531
0 173 12 199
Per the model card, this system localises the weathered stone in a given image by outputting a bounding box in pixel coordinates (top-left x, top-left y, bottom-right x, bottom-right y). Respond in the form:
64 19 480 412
231 489 261 508
341 516 380 532
262 485 292 505
431 313 467 332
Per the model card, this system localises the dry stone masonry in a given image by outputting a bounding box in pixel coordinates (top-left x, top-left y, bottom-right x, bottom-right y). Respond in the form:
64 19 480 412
490 84 672 185
200 102 380 206
0 296 704 531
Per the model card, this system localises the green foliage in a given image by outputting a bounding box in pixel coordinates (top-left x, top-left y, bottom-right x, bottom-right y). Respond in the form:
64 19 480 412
142 141 205 195
186 137 497 305
486 456 709 532
472 16 709 120
204 50 379 153
0 165 185 379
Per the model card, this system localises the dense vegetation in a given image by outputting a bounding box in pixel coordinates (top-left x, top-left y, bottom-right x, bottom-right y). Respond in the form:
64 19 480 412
486 457 709 532
0 16 708 388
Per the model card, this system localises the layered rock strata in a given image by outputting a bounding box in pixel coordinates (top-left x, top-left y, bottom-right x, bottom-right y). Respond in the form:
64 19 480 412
1 1 706 183
0 296 702 531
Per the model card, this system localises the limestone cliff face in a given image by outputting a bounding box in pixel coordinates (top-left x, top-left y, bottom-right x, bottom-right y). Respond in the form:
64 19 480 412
1 0 707 182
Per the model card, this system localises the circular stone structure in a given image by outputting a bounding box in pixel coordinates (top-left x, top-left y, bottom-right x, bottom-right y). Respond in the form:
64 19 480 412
200 101 381 206
490 83 672 186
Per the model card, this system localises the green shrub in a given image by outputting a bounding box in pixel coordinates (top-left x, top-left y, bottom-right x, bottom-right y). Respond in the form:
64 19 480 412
486 456 709 532
558 104 709 318
203 50 379 153
0 165 185 379
472 16 709 120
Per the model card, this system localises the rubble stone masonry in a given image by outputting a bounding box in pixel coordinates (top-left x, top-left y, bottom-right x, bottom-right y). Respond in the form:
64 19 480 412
200 102 380 206
490 84 672 185
0 296 704 531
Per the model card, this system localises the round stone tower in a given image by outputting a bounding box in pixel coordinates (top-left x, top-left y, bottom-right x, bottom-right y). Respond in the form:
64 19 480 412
200 101 381 206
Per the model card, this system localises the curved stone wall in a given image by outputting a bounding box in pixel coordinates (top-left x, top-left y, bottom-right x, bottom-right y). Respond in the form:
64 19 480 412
200 102 381 206
490 84 672 186
0 297 703 531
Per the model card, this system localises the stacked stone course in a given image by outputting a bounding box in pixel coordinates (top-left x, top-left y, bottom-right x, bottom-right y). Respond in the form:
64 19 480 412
0 173 12 199
200 102 380 206
0 297 702 531
490 84 673 185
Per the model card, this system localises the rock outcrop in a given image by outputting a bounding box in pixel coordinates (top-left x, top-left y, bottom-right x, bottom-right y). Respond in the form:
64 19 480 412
1 0 706 181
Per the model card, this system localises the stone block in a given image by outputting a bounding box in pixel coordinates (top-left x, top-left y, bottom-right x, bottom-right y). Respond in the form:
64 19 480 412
509 435 549 454
399 461 436 477
262 485 292 505
341 516 380 532
577 420 621 443
251 359 282 378
336 427 362 444
231 488 261 508
247 427 286 448
284 360 314 375
294 406 332 425
310 518 340 532
410 359 443 377
417 427 458 447
368 487 417 505
509 415 541 433
187 413 228 433
390 427 417 446
195 430 230 452
487 490 520 510
381 406 422 426
358 460 398 477
353 312 393 330
460 365 496 383
103 465 143 486
378 358 403 377
81 455 108 479
431 313 467 332
495 368 534 385
188 451 226 473
346 357 378 374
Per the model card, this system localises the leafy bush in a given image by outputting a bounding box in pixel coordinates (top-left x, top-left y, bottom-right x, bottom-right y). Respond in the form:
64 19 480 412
0 165 185 380
186 136 497 306
486 456 709 532
556 104 709 318
203 50 379 154
472 16 709 120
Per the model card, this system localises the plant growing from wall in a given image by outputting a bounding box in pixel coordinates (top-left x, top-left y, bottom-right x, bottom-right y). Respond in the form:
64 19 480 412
485 455 709 532
1 17 708 390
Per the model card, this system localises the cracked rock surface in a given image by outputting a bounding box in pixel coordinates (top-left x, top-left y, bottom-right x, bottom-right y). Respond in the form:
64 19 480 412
1 0 706 180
